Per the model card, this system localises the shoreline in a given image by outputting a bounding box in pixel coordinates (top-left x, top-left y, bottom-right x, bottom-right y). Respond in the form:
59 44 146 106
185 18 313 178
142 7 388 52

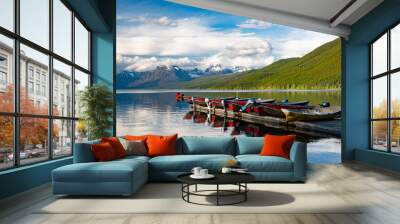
116 88 341 94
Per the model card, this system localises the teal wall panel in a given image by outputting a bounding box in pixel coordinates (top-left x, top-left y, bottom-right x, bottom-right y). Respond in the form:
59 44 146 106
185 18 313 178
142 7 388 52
344 0 400 171
0 158 72 199
92 32 115 135
92 33 114 88
355 149 400 172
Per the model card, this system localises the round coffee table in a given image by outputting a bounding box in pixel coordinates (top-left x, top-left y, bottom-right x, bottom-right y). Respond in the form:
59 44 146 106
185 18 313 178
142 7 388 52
177 173 255 206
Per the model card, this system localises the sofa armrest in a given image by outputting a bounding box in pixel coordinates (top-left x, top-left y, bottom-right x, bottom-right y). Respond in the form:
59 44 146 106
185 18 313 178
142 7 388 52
289 141 307 182
73 140 100 163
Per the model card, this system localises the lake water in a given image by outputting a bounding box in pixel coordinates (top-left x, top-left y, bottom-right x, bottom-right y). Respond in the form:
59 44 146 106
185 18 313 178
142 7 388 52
116 90 342 164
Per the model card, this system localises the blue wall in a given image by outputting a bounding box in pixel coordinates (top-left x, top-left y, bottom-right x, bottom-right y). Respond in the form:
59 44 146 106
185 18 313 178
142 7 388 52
0 158 72 199
344 0 400 170
0 0 116 200
92 32 116 136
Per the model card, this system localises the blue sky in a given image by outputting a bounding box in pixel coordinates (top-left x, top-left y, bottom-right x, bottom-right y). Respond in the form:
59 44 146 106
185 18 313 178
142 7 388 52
117 0 337 72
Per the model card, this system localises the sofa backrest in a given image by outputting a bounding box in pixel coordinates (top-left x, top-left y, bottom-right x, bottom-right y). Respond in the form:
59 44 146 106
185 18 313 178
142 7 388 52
74 139 100 163
73 136 278 162
177 136 236 155
235 136 264 155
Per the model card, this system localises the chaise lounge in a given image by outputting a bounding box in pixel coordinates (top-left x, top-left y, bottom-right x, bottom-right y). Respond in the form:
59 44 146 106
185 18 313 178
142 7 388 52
52 136 307 196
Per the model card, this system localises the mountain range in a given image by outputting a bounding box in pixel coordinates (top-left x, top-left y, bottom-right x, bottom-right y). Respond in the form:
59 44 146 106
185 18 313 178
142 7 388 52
116 38 341 90
116 65 248 89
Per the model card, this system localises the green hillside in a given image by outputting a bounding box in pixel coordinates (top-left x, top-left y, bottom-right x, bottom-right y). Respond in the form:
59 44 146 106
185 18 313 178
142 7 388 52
178 38 341 90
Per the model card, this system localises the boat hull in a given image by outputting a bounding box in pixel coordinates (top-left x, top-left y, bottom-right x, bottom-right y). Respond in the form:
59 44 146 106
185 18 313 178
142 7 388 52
281 107 341 122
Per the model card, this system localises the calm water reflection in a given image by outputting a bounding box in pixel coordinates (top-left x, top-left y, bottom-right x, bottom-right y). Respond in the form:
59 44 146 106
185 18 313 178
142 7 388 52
117 90 341 164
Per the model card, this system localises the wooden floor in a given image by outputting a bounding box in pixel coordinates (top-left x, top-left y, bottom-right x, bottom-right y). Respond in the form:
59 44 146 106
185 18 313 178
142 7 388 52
1 162 400 224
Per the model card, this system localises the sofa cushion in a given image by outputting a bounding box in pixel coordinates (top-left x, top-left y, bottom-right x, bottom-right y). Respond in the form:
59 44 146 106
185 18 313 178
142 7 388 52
118 138 147 156
124 135 149 141
147 134 178 157
53 158 147 183
73 140 100 163
178 136 235 155
116 155 150 163
260 134 296 159
236 155 293 172
91 142 118 161
149 154 235 172
236 137 263 155
101 137 127 158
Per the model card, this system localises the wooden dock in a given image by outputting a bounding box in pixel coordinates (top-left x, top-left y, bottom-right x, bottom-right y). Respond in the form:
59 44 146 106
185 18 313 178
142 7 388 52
193 103 341 137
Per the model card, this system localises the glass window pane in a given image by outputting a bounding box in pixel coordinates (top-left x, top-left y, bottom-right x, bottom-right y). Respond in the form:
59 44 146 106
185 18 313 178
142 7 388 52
20 117 49 165
53 119 72 157
391 120 400 153
0 0 14 31
74 69 89 118
391 24 400 70
75 120 88 143
372 33 387 76
53 59 72 117
75 18 89 70
372 121 388 151
20 44 49 115
0 35 14 112
20 0 49 49
0 116 14 170
391 72 400 118
53 0 72 60
372 76 387 119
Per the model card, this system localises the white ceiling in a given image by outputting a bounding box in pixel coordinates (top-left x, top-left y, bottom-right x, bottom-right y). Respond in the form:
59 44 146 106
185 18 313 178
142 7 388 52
168 0 384 38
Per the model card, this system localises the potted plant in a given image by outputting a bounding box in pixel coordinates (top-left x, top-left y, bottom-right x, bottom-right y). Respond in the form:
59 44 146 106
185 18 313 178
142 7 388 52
79 84 114 140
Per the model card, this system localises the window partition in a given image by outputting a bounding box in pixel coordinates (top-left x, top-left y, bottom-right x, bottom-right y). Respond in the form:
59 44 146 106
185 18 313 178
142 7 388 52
0 0 91 170
370 23 400 153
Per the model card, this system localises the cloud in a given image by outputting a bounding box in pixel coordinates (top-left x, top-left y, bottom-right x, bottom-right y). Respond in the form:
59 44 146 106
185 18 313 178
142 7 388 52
118 15 177 27
270 29 337 59
202 41 275 69
117 15 337 72
117 16 275 71
117 16 262 57
117 55 200 72
237 19 272 29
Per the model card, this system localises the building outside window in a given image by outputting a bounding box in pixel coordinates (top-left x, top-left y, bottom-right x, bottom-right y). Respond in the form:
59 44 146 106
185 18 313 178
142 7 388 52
28 66 34 80
0 54 7 87
0 0 91 170
371 23 400 154
35 70 40 81
28 81 34 94
41 85 46 97
35 83 40 95
0 54 7 67
41 73 46 83
0 71 6 84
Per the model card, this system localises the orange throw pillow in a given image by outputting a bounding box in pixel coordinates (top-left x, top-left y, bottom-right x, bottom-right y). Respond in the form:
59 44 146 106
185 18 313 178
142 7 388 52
101 137 127 158
146 134 178 157
124 135 149 141
91 142 117 162
260 134 296 159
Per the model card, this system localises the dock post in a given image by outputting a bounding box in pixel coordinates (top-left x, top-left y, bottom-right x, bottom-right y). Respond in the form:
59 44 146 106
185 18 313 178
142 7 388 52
205 98 211 113
222 100 227 117
192 97 196 113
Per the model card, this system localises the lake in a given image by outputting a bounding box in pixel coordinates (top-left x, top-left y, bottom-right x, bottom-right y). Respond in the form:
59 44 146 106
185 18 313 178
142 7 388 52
116 90 341 164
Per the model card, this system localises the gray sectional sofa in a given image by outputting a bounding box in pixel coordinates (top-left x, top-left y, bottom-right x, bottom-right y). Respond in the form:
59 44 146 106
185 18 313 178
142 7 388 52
52 136 307 196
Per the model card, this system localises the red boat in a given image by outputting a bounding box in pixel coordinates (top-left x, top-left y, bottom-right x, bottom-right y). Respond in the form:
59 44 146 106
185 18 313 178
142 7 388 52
252 103 313 118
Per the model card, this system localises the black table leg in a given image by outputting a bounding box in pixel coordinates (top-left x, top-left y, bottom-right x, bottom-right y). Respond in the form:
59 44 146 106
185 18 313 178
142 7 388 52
195 184 198 192
216 184 219 206
245 183 247 201
187 184 190 202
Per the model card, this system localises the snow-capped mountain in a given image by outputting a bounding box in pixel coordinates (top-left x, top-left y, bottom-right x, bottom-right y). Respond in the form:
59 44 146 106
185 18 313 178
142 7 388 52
116 64 250 89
